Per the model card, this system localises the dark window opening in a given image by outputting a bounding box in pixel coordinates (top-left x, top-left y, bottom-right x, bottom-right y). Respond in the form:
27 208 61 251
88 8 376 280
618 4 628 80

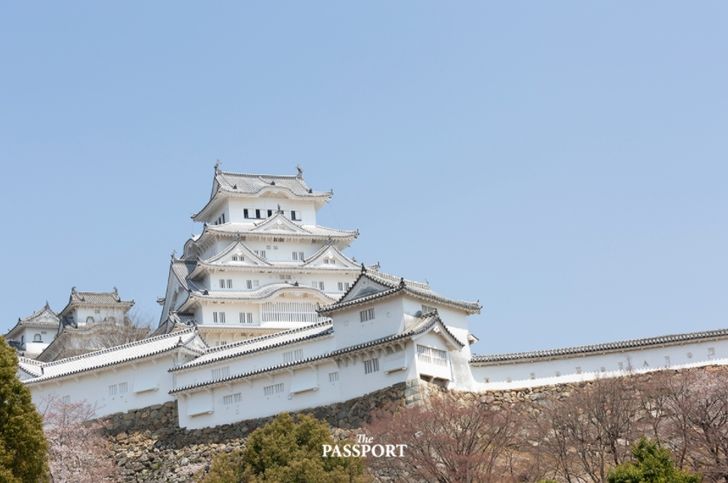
267 209 273 217
244 209 249 219
291 210 299 221
255 209 261 218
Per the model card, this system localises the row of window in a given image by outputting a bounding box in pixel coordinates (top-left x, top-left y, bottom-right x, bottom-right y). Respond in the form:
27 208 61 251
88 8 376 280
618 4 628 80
212 312 255 324
214 278 350 292
417 345 448 366
243 209 301 221
263 382 285 396
213 213 226 225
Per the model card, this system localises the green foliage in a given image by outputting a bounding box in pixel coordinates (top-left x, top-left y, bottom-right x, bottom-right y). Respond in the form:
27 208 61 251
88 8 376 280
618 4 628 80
200 413 366 483
607 438 701 483
0 338 48 482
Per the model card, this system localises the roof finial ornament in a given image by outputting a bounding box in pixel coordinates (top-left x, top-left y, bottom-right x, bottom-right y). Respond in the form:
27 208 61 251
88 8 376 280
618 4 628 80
399 277 405 287
296 164 303 178
277 204 283 214
113 286 118 295
170 249 177 260
71 286 77 294
214 159 221 173
361 263 367 273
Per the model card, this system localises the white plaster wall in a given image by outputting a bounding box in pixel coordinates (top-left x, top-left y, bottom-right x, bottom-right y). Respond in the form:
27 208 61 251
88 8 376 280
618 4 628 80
73 307 127 326
177 347 413 429
27 354 188 418
331 298 405 349
225 198 318 225
471 338 728 390
173 335 337 390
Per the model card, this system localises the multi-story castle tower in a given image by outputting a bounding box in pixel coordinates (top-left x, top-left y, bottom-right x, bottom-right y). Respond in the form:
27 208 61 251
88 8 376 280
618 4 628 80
156 165 361 345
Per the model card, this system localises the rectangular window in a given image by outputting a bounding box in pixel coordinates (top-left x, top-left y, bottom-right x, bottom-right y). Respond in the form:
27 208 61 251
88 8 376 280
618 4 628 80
360 308 375 322
211 366 230 380
363 358 380 374
291 210 299 221
239 312 253 324
213 312 226 324
422 305 437 314
222 213 225 223
108 384 117 396
329 371 339 383
223 393 242 406
213 312 218 323
232 255 238 261
260 250 266 259
220 312 226 323
298 251 304 261
219 279 225 289
244 209 249 219
416 345 448 366
337 282 351 292
282 348 304 364
226 279 232 289
263 382 285 396
267 209 273 217
292 252 298 261
119 382 128 394
255 209 261 219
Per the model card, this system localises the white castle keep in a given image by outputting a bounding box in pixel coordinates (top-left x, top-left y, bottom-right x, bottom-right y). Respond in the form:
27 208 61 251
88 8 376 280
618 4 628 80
11 166 728 429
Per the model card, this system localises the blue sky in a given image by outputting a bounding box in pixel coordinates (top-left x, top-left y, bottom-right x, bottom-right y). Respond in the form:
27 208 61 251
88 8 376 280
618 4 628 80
1 2 726 353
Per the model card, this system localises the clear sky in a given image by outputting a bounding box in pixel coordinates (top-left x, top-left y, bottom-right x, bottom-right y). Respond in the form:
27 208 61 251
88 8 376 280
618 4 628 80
1 2 726 354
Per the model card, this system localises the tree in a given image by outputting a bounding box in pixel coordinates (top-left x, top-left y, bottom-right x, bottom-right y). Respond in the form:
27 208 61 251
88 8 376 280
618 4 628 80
200 413 366 483
365 393 520 483
0 337 48 482
527 376 641 483
39 396 118 482
607 438 701 483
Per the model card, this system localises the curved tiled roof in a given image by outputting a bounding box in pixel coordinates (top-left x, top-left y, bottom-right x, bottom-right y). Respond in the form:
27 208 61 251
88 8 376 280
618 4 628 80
215 170 331 198
203 220 358 240
319 269 481 315
470 328 728 365
171 314 461 394
24 328 205 385
171 321 334 371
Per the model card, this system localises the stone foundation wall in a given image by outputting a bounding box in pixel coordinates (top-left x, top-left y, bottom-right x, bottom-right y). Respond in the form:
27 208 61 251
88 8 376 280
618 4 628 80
102 382 410 482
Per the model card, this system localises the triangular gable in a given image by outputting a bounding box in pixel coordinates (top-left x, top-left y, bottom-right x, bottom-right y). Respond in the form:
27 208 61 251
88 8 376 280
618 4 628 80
250 213 311 235
202 241 272 267
303 244 359 269
338 272 398 304
411 317 465 350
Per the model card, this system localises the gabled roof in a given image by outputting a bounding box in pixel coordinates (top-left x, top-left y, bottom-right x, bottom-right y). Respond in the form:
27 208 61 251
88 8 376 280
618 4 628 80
200 240 271 266
171 321 334 372
171 313 460 394
199 217 358 241
4 303 59 338
24 328 206 385
302 243 359 269
470 327 728 365
319 268 481 315
59 287 134 316
192 167 333 221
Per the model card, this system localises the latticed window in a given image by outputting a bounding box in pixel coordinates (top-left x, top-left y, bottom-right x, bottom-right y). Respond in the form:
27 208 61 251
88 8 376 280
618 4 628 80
416 345 448 366
223 393 241 406
360 308 375 322
282 349 304 364
263 383 284 396
261 302 322 323
211 366 230 380
363 358 380 374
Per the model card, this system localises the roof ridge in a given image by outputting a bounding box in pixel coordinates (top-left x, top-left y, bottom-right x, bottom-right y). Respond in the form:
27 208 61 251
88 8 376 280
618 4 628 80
202 320 333 354
472 327 728 363
41 327 196 367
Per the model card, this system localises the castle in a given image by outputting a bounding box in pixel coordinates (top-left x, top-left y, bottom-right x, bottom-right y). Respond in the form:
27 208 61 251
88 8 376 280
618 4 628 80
10 166 728 429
